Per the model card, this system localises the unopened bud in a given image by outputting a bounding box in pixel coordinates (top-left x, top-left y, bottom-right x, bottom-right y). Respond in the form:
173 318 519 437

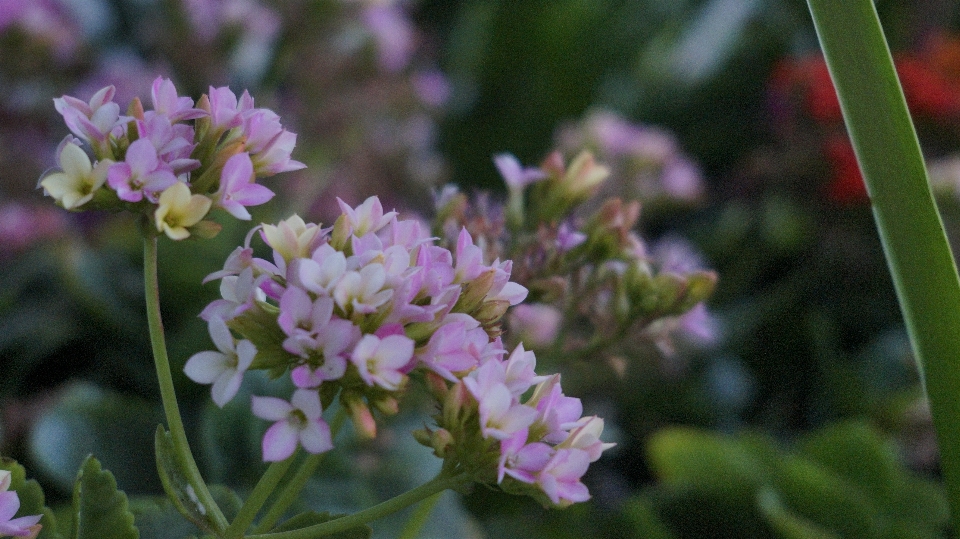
190 220 223 240
454 269 496 313
372 396 399 416
344 393 377 440
127 97 145 121
431 428 455 458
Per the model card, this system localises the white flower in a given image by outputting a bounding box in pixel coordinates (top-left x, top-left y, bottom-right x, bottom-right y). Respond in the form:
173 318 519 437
184 317 256 407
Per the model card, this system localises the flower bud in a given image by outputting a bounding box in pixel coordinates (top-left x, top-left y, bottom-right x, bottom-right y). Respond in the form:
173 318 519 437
344 393 377 440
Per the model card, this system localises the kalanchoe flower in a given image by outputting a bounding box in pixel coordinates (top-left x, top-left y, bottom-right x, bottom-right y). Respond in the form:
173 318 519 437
535 448 591 506
184 317 256 407
494 153 548 190
149 77 205 123
216 152 275 220
108 139 178 203
0 471 41 539
252 389 333 461
154 182 212 240
351 333 414 391
39 141 110 210
53 85 122 146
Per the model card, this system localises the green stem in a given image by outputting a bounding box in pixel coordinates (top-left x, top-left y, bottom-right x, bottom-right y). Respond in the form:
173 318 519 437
252 409 349 534
246 472 470 539
144 235 228 532
807 0 960 524
396 491 443 539
224 454 296 539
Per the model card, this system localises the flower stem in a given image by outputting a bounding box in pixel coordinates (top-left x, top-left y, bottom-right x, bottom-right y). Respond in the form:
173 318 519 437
246 471 470 539
251 408 349 534
144 235 228 532
396 491 443 539
224 454 296 539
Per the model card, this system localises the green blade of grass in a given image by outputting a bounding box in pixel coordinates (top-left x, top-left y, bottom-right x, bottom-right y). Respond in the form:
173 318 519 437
807 0 960 523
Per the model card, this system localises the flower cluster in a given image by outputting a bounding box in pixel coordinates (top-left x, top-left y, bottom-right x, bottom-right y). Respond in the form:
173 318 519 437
435 151 717 364
416 344 614 507
187 195 613 505
40 77 304 239
0 471 41 539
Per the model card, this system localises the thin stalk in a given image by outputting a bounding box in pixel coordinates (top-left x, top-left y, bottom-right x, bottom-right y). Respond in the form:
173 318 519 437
807 0 960 523
224 454 296 539
145 235 229 532
396 491 443 539
252 409 349 534
246 472 470 539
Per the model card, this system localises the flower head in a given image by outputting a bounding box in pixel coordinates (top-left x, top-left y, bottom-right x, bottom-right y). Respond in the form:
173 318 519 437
184 317 256 407
154 182 212 240
252 389 332 461
40 141 110 210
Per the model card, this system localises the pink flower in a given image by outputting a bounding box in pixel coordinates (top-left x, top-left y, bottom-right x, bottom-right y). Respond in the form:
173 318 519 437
183 317 255 407
361 4 415 72
494 153 547 190
508 305 562 349
106 139 177 202
149 77 206 123
337 196 397 238
216 152 275 220
0 491 41 538
207 86 251 131
536 448 591 505
453 228 485 283
351 334 414 391
475 383 537 440
241 108 305 175
252 389 333 461
497 429 552 484
53 85 121 144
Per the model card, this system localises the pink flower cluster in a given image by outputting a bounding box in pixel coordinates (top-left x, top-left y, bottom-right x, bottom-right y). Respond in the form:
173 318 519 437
435 343 615 506
41 77 304 239
187 196 613 506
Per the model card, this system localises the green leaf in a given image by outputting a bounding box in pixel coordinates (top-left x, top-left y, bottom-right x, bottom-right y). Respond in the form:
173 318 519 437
773 453 878 538
0 457 62 539
757 488 840 539
272 512 371 539
646 427 776 497
129 487 241 539
154 427 219 535
808 0 960 523
71 455 138 539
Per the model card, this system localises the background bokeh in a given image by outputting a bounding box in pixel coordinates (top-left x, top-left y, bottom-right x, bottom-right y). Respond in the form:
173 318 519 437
3 0 960 537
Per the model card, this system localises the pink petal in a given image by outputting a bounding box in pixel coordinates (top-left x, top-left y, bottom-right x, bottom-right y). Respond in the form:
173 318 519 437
262 420 298 461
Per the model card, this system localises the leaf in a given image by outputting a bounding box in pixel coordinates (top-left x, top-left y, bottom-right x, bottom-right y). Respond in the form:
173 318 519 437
154 427 218 535
646 427 776 497
756 488 840 539
71 455 138 539
272 512 371 539
0 457 62 539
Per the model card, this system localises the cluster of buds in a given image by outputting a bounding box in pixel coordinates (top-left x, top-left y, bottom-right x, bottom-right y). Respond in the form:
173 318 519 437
436 150 717 363
0 471 41 538
39 77 304 239
186 195 611 506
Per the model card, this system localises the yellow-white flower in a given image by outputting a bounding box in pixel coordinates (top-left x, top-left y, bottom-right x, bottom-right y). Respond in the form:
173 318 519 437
154 182 212 240
40 142 110 210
